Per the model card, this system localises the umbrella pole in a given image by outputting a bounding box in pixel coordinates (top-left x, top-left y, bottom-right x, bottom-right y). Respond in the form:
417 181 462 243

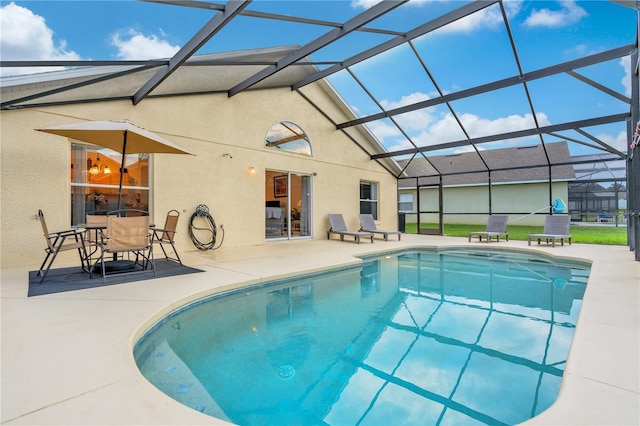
117 131 128 214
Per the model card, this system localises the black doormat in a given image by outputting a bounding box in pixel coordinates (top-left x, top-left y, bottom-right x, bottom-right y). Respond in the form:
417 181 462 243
28 259 204 297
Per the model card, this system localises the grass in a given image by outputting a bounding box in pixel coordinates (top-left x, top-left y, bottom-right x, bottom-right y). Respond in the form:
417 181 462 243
404 223 628 245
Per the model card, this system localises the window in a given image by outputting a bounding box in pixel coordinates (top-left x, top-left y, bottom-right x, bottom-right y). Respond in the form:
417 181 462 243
265 121 312 156
398 193 414 212
70 143 150 225
360 181 378 220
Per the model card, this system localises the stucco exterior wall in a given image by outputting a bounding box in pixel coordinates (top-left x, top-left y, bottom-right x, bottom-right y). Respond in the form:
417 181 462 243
0 85 397 268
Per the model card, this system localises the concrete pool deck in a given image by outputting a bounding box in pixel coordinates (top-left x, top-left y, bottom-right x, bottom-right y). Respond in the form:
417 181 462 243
1 234 638 425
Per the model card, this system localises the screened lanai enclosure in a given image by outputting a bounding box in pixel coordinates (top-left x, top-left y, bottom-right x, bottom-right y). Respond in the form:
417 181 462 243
1 0 639 260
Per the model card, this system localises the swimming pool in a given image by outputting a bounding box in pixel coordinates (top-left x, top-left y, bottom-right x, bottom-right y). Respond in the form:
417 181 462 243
134 248 590 425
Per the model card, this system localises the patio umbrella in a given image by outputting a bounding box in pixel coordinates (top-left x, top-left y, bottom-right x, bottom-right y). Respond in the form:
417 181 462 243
36 120 194 209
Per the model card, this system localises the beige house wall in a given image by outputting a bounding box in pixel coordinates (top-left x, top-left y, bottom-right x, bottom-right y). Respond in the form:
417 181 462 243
0 85 397 268
401 182 569 226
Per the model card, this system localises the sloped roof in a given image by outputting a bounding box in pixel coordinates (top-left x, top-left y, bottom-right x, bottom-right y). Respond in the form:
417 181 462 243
398 141 576 187
0 46 318 107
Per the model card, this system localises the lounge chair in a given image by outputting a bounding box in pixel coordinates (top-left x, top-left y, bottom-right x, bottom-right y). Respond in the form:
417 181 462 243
528 215 572 247
327 214 373 244
468 215 509 243
91 209 155 282
151 209 182 265
359 214 401 241
37 209 88 283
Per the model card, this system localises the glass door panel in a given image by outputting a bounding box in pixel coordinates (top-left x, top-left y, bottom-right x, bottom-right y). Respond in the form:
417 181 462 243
291 173 311 238
265 171 288 239
266 170 312 240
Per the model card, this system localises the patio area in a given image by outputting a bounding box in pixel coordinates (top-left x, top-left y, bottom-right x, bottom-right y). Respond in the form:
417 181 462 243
1 234 638 425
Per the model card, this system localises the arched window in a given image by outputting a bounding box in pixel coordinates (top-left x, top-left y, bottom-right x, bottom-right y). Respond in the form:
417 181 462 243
265 121 312 156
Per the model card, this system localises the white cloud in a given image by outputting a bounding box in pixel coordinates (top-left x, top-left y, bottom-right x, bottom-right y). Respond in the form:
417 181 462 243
435 0 523 34
351 0 523 34
524 0 587 28
0 1 180 76
111 29 180 60
458 112 548 138
563 43 589 56
350 0 382 9
620 56 632 98
0 2 81 76
598 130 629 152
367 120 402 142
438 4 506 34
380 106 551 152
380 91 432 110
412 112 466 147
380 91 438 130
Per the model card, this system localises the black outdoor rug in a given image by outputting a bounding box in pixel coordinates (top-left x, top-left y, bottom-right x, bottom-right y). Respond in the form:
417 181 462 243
28 259 204 297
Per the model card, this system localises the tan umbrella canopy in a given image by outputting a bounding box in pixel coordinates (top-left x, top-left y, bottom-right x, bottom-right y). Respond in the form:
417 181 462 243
36 119 194 209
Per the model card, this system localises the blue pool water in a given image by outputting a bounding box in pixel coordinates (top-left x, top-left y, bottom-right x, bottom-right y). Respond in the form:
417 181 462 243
134 248 590 425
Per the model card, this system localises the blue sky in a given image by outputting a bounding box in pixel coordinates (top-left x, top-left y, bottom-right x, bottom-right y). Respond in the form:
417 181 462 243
0 1 636 160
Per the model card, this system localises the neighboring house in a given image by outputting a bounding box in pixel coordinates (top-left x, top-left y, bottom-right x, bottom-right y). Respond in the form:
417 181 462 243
0 47 400 268
397 142 575 226
569 182 627 222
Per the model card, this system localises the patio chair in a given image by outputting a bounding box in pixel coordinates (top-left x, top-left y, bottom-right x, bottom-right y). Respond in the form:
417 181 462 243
37 209 88 283
359 214 401 241
327 214 373 244
468 215 509 243
528 215 572 248
84 214 107 261
151 209 182 265
92 210 154 282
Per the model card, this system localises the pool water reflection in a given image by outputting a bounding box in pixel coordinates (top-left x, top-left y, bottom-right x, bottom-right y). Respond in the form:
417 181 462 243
134 248 589 425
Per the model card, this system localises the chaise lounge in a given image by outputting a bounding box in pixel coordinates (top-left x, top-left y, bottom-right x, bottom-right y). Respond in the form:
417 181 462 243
527 215 572 247
468 215 509 243
328 214 373 244
359 214 401 241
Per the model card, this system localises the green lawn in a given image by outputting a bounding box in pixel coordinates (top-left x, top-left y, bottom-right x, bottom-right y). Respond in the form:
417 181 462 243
404 223 628 245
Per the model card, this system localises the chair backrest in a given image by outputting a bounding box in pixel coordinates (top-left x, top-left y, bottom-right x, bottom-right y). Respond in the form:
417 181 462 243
359 214 377 231
38 209 55 251
486 215 508 233
86 215 108 242
328 214 348 232
107 208 149 217
543 215 570 235
86 215 108 226
105 215 150 251
160 210 180 241
86 214 107 230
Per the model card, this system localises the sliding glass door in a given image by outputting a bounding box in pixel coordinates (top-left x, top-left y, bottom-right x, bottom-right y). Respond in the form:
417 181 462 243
265 170 312 240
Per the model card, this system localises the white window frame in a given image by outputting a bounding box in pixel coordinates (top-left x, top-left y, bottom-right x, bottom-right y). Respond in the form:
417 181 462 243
398 193 414 212
360 181 378 220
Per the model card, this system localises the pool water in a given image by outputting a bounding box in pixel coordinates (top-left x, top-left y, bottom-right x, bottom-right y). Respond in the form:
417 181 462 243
134 248 589 425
